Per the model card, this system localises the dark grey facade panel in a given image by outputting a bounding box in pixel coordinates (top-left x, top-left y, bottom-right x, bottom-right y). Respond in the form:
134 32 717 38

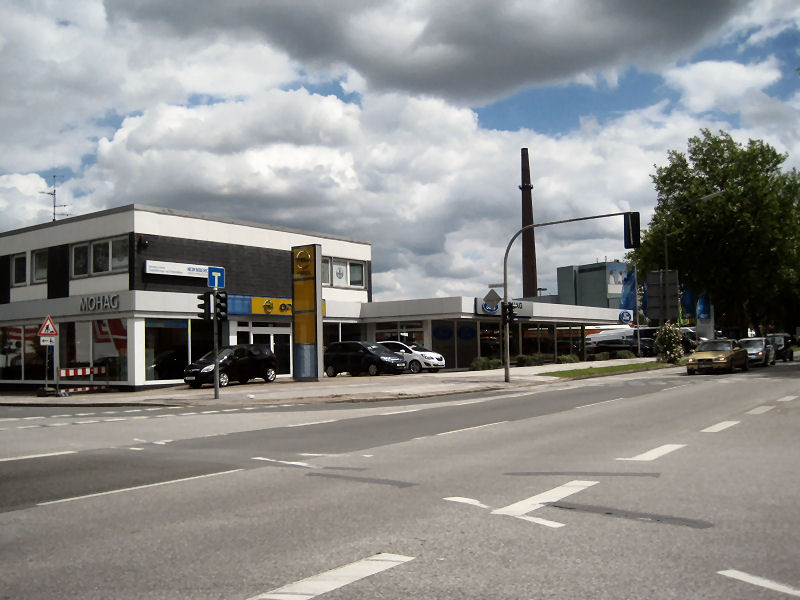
133 234 295 297
47 245 70 299
0 255 8 304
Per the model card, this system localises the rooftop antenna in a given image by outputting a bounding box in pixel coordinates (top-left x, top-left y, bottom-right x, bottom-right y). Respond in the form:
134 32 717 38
40 175 69 221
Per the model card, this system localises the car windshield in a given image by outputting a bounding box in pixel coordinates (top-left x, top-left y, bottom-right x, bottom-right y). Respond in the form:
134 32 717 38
198 347 234 361
739 339 764 349
408 344 432 352
367 343 396 357
697 341 732 352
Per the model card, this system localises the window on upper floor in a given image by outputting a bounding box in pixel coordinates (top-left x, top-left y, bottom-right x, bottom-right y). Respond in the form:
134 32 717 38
72 244 89 277
329 258 366 289
31 249 48 284
90 236 129 275
12 253 26 286
321 257 331 285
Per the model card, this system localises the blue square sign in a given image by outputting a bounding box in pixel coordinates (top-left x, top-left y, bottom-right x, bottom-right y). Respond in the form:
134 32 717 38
208 266 225 289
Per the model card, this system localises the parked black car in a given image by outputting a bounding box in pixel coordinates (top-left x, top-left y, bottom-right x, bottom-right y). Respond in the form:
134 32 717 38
184 344 278 388
324 341 406 376
766 333 794 362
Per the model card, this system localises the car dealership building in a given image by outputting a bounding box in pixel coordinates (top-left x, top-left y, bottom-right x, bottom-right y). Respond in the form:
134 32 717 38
0 205 627 389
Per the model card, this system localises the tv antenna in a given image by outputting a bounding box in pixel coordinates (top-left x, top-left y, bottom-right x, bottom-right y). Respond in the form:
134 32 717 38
40 175 69 221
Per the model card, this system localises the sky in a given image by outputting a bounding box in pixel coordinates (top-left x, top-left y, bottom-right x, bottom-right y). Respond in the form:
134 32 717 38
1 0 798 301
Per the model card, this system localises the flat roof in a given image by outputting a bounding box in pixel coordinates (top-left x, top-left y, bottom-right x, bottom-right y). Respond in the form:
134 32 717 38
0 203 371 246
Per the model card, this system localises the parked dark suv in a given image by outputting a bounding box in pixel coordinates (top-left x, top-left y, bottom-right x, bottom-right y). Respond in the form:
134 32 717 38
324 341 406 377
184 344 278 388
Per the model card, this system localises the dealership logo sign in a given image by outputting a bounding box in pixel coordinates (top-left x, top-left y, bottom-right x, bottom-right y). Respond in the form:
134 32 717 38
80 294 120 312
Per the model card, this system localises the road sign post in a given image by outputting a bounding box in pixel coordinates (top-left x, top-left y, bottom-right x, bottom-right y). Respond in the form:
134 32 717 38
37 316 58 394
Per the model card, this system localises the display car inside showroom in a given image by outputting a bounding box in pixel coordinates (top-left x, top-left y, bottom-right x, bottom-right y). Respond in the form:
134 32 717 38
0 205 626 390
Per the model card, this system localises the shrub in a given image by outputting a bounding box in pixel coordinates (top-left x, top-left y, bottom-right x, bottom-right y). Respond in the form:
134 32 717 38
557 354 580 363
613 350 637 359
515 354 547 366
590 352 610 362
488 358 503 370
469 357 492 371
655 321 684 364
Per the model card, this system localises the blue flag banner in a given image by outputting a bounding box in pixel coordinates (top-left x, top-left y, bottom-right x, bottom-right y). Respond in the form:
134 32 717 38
620 268 636 313
696 292 710 320
681 289 696 320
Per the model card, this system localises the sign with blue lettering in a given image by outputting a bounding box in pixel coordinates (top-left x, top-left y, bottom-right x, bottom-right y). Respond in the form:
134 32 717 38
208 266 225 289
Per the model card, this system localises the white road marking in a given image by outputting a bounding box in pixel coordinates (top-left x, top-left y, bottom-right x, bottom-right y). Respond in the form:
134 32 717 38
286 419 337 427
776 395 797 402
153 440 172 445
252 457 317 468
444 497 491 509
23 416 46 420
50 422 69 427
222 408 239 412
103 418 126 422
201 410 220 414
75 420 99 424
701 421 740 433
616 444 686 461
128 447 145 451
747 406 774 415
37 469 244 506
436 421 507 436
247 553 414 600
144 408 161 412
515 514 566 528
492 480 598 517
575 398 623 409
380 409 421 415
180 412 198 415
0 451 76 462
124 409 142 413
718 569 800 597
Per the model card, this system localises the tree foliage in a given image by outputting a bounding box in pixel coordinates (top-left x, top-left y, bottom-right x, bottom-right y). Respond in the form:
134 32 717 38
629 129 800 333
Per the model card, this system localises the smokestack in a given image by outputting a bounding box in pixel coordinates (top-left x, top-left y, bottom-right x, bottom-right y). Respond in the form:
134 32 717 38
520 148 537 297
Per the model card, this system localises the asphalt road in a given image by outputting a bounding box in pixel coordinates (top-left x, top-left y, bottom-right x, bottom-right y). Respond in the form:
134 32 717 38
2 363 799 599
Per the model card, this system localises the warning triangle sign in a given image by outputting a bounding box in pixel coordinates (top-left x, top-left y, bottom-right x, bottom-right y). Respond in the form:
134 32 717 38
38 315 58 337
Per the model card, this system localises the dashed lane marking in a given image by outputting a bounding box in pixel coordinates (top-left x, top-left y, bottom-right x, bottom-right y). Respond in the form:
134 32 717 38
777 395 797 402
252 457 318 469
718 569 800 597
701 421 740 433
436 421 507 436
616 444 686 461
747 406 774 415
246 553 414 600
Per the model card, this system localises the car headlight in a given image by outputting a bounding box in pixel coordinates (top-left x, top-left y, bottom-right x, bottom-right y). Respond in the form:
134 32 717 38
380 356 396 363
713 355 727 362
687 357 696 363
422 353 440 360
201 364 214 373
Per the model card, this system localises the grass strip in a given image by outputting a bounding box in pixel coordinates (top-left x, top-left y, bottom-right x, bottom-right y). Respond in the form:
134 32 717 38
538 362 674 378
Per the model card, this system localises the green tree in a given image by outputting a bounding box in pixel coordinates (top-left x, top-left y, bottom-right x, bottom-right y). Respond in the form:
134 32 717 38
629 129 800 334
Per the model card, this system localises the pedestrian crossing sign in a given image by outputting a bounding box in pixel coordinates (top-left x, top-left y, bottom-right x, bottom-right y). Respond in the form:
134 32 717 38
38 315 58 337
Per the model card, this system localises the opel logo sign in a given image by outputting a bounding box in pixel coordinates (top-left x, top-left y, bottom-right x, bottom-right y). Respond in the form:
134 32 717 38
263 299 274 314
295 249 312 272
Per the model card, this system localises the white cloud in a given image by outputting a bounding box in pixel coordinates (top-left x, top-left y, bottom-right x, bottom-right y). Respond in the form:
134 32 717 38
664 58 783 113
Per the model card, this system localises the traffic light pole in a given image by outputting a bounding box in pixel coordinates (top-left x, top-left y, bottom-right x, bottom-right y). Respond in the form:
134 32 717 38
213 288 220 400
502 211 636 383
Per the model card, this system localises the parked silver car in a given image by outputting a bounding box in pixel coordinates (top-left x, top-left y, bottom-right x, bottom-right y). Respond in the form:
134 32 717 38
738 337 776 366
378 340 446 373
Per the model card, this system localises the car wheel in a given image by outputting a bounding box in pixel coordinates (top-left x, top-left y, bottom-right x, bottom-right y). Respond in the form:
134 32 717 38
325 365 338 377
219 372 229 387
409 360 422 374
263 367 277 383
367 363 379 376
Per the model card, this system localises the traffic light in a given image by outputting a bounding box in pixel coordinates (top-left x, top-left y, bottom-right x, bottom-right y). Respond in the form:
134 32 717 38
624 212 641 249
502 302 517 326
214 291 228 320
197 292 211 320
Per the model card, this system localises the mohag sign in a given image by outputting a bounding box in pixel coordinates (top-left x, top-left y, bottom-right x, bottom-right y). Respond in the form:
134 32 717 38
79 294 120 312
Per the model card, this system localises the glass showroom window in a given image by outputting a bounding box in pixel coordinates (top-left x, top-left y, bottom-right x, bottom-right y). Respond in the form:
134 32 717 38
31 249 48 283
12 254 26 286
72 244 89 277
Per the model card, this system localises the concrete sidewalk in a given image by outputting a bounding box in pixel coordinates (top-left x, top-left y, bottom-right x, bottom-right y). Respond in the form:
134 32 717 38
0 358 664 407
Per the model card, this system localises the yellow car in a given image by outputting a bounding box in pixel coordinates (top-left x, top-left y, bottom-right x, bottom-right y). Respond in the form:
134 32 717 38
686 339 749 374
